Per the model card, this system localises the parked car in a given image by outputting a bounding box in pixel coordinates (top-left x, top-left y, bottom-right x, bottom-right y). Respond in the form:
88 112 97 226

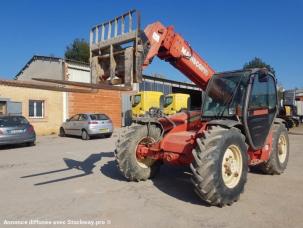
0 115 36 146
60 113 113 140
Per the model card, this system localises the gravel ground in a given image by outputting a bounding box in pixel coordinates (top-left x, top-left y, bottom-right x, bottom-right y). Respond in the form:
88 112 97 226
0 127 303 228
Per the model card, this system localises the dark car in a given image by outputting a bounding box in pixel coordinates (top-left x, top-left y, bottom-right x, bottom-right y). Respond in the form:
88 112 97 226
0 115 36 146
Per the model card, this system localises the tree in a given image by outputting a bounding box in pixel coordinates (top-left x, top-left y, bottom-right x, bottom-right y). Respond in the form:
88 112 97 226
64 38 89 63
243 57 275 75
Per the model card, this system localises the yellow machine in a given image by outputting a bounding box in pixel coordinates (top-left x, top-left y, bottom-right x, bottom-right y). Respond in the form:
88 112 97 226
163 93 190 115
132 91 164 117
285 106 291 116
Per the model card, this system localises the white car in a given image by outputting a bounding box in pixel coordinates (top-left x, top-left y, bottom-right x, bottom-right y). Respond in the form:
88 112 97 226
60 113 113 140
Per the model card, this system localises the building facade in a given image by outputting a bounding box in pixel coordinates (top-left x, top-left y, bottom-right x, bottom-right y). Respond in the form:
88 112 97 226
0 85 63 135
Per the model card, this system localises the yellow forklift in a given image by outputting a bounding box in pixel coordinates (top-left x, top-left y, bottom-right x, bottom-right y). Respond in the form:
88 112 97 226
132 92 191 117
163 93 190 115
131 91 164 117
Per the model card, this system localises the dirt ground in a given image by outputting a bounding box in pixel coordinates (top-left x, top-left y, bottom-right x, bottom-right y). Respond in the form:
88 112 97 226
0 127 303 228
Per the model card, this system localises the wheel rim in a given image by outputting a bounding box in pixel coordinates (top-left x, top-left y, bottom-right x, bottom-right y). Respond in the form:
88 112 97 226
221 144 243 189
82 131 87 139
136 137 156 168
278 134 287 163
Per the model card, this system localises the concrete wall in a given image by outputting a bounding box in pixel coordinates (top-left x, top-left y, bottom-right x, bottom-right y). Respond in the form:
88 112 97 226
68 90 122 127
0 85 63 135
17 58 63 81
66 62 91 83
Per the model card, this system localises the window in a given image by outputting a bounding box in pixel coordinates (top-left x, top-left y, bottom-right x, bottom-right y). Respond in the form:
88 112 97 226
0 116 28 127
69 114 80 121
249 74 277 110
29 100 44 118
132 95 141 107
202 73 248 117
79 114 88 121
164 96 173 108
90 114 109 120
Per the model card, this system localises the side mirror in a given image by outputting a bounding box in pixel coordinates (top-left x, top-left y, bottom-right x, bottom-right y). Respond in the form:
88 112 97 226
66 118 70 122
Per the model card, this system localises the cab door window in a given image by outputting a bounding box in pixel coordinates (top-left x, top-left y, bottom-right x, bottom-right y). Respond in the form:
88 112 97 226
249 74 277 111
247 73 277 148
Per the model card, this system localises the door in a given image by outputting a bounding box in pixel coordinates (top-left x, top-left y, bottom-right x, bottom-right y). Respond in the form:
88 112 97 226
76 114 88 136
0 101 6 115
245 73 277 149
122 94 132 126
66 114 80 135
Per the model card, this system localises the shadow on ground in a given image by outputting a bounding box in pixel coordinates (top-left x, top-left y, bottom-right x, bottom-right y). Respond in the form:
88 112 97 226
21 152 114 185
0 143 34 150
152 165 208 206
100 160 126 181
100 161 207 206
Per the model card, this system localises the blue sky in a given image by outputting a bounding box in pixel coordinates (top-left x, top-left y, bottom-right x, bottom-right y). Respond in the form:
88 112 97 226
0 0 302 89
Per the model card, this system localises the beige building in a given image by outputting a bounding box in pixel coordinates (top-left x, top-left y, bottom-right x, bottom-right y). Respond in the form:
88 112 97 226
0 85 63 135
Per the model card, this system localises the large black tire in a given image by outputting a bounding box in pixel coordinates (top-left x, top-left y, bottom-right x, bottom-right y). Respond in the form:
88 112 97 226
285 118 294 129
190 126 248 207
59 127 65 137
115 124 162 181
293 118 300 127
81 130 90 140
105 133 112 138
258 123 289 174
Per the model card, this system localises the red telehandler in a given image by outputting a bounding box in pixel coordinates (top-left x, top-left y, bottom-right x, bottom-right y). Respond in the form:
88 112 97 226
90 10 289 206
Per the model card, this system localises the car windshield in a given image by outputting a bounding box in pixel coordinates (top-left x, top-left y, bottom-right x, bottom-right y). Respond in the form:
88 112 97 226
0 116 29 127
90 114 109 121
132 95 141 107
164 96 173 108
202 72 249 117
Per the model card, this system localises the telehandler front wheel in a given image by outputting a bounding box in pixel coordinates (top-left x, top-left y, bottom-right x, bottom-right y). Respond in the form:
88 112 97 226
190 126 248 207
115 124 162 181
259 123 289 175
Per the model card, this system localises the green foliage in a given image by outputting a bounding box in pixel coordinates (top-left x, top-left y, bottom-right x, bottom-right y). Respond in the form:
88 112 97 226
64 38 89 63
243 57 275 75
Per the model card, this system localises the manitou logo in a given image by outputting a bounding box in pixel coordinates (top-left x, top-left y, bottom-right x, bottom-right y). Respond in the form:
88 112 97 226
181 47 209 75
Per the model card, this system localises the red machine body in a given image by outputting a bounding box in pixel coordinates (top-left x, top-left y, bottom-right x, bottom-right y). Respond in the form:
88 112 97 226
135 22 273 167
136 112 273 166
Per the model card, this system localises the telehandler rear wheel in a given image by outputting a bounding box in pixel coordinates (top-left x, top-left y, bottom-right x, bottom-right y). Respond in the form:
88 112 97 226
115 124 162 181
259 123 289 174
190 126 248 207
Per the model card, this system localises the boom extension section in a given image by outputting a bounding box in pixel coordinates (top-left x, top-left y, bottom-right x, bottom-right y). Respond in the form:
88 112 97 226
142 22 215 90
